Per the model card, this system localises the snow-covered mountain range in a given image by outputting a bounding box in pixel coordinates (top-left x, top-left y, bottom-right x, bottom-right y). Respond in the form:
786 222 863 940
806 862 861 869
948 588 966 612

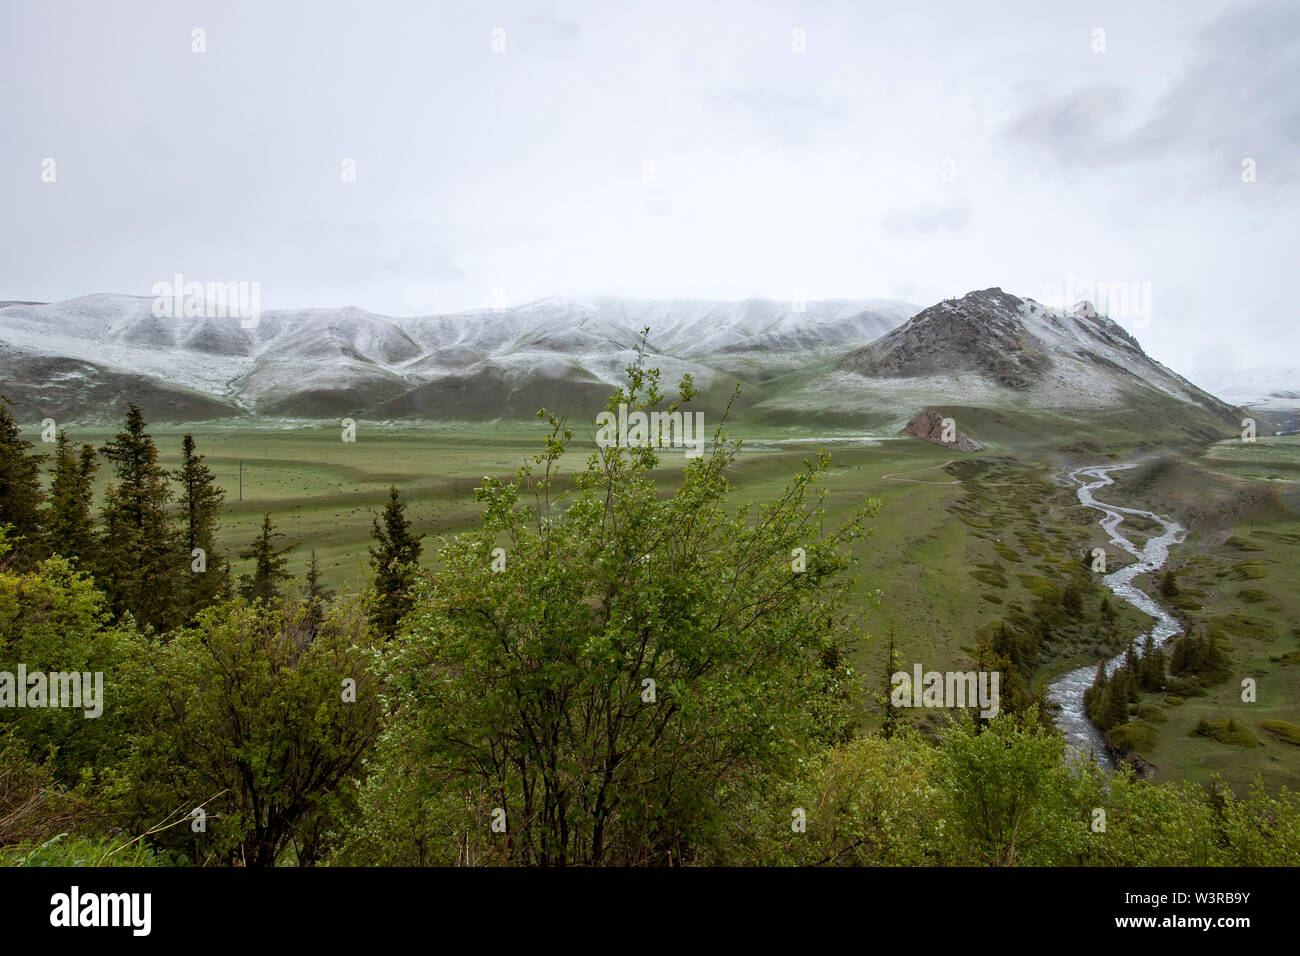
0 294 914 421
1190 365 1300 411
0 289 1256 437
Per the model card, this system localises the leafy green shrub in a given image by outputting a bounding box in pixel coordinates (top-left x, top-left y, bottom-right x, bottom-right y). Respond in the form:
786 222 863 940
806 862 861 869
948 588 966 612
107 595 383 866
1107 721 1157 752
1229 561 1267 580
1214 778 1300 865
1224 536 1263 551
1257 720 1300 747
936 708 1070 866
1193 717 1260 748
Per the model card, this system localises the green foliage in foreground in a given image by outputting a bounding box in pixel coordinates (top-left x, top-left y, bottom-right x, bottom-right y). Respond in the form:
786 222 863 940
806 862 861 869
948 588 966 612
2 366 1300 866
712 711 1300 867
0 834 167 868
104 596 383 866
338 707 1300 866
354 359 880 865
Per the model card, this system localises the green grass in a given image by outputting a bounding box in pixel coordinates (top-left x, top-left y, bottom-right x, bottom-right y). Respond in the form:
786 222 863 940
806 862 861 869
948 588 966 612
55 422 1087 688
62 421 564 590
0 834 169 867
42 421 1300 796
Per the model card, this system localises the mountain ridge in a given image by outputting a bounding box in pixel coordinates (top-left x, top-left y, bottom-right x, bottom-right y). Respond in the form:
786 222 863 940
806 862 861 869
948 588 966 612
0 290 1252 445
0 293 916 422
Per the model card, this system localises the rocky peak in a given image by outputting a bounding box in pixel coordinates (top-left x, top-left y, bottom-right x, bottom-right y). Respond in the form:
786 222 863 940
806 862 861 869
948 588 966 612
840 287 1050 390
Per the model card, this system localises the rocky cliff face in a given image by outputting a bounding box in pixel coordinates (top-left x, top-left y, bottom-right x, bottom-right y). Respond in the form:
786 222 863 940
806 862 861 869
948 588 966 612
844 288 1052 390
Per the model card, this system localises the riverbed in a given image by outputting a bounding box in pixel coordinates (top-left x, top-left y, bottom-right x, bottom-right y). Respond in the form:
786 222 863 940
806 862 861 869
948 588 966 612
1047 464 1187 768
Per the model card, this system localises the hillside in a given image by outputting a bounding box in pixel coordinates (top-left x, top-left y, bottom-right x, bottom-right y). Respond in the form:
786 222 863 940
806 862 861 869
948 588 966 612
759 288 1241 443
0 294 915 423
0 288 1249 448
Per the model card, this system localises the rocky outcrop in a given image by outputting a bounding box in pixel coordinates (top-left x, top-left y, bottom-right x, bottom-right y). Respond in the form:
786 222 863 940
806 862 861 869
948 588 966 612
841 288 1052 390
901 410 983 451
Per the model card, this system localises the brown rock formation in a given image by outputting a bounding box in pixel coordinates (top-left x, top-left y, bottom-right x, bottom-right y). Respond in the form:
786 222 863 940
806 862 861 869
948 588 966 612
901 410 983 451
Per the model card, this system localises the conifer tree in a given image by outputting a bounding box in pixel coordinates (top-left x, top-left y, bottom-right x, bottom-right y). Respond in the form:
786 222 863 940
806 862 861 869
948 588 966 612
1123 636 1139 687
880 622 902 738
238 513 295 604
45 430 98 565
1151 648 1167 689
98 404 180 630
1138 632 1166 691
1169 623 1230 687
1202 629 1231 684
0 397 47 563
1170 629 1195 675
1061 579 1083 617
174 433 228 617
1160 568 1179 598
306 549 333 604
1084 658 1107 720
368 486 423 637
304 549 334 636
1104 672 1130 729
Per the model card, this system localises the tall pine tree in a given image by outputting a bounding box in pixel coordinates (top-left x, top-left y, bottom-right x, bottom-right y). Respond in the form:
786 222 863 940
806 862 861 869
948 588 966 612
368 485 422 637
306 549 333 605
1160 568 1180 598
45 430 98 565
238 513 295 604
304 549 334 636
174 433 228 618
880 622 902 738
0 397 47 564
1083 658 1107 720
98 404 180 630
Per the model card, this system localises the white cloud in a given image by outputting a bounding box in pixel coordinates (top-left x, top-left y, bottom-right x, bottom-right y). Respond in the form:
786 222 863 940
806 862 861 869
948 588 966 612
0 0 1293 379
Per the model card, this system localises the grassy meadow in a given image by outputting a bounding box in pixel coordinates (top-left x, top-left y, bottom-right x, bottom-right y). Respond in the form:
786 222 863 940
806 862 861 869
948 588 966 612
46 417 1300 796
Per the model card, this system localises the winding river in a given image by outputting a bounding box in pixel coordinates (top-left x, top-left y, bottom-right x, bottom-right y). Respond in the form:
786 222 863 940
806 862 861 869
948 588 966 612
1047 464 1187 767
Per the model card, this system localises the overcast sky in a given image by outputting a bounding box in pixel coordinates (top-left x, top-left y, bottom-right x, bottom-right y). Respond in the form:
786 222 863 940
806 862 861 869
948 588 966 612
1 0 1295 381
